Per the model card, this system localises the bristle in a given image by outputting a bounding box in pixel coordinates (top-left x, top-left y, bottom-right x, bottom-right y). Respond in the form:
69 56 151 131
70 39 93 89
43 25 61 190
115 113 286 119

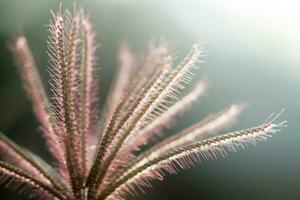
103 43 204 169
78 12 99 177
128 41 205 136
64 10 86 197
96 42 138 164
103 43 138 129
99 116 286 200
103 42 170 136
0 133 50 185
48 9 84 197
88 42 204 196
155 104 244 152
86 55 173 197
123 41 169 103
48 9 67 137
0 132 69 194
123 41 170 103
0 161 65 200
10 36 68 185
125 79 208 149
99 79 208 190
116 42 170 120
100 103 242 193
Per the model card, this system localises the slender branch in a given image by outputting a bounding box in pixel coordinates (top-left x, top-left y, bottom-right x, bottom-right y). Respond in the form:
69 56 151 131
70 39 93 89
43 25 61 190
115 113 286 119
98 118 286 200
0 161 66 200
48 9 83 197
89 42 204 196
99 80 208 190
0 132 68 194
100 103 242 194
79 14 98 177
10 36 67 183
86 56 172 197
102 42 138 131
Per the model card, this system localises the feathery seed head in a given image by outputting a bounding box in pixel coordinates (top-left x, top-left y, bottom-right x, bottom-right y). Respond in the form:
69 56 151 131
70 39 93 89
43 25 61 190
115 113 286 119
0 5 286 200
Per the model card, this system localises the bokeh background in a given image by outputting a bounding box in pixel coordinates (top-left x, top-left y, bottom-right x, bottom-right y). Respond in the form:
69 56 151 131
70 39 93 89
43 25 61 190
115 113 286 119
0 0 299 199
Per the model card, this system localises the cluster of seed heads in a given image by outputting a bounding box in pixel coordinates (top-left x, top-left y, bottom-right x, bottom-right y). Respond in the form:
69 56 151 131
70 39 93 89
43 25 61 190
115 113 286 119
0 6 286 200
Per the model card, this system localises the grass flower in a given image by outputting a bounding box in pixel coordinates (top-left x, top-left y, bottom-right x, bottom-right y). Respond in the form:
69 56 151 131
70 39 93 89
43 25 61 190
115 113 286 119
0 6 286 200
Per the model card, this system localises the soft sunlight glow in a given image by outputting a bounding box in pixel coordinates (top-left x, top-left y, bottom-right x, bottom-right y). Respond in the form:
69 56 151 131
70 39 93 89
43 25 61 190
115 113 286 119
220 0 300 38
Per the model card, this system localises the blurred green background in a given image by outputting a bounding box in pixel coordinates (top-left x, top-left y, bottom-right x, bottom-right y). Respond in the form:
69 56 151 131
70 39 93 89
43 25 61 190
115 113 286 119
0 0 299 199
